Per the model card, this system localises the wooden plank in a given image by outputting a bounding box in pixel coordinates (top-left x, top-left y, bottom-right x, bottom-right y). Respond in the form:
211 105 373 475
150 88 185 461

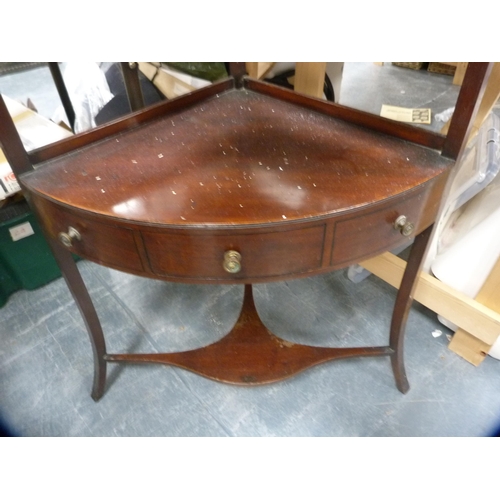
453 62 469 86
294 62 327 98
448 330 489 366
440 119 451 135
467 62 500 139
449 256 500 364
471 256 500 310
441 62 492 160
441 62 500 137
245 63 259 79
245 62 274 80
360 252 500 346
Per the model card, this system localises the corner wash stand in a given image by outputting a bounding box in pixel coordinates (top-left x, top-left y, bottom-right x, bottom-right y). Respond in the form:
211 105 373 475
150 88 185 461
0 63 491 400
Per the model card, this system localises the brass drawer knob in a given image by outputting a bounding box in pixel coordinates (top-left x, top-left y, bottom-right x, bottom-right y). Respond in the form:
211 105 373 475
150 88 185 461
223 250 242 273
58 227 81 248
394 215 415 237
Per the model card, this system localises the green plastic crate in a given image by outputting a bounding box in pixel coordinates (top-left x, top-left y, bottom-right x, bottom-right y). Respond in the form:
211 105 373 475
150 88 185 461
0 199 64 307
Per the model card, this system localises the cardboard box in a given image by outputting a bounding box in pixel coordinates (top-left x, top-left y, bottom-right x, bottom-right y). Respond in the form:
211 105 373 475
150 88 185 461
0 95 73 200
428 62 456 76
138 62 212 99
392 62 425 70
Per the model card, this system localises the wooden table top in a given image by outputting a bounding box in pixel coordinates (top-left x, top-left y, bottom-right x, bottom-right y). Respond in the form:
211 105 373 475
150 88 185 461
23 84 453 228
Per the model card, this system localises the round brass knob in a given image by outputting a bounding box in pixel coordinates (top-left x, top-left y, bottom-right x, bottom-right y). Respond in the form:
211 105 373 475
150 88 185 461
223 250 242 273
58 227 81 248
394 215 415 237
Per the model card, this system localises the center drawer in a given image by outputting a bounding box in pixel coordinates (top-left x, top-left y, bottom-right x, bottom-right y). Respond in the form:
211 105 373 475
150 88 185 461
141 225 326 280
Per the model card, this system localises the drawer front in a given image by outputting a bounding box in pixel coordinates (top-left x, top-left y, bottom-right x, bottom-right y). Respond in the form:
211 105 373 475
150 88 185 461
32 197 144 273
142 225 325 280
331 187 439 266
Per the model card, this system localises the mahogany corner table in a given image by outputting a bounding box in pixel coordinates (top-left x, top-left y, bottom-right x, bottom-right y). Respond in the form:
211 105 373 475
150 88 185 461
0 63 491 400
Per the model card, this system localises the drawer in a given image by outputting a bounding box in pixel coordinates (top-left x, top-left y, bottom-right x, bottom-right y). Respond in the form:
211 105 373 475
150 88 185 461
32 197 144 273
331 187 438 266
142 225 326 280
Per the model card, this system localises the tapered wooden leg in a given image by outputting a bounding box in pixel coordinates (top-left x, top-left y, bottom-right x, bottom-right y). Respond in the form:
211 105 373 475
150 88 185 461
48 239 107 401
390 225 434 393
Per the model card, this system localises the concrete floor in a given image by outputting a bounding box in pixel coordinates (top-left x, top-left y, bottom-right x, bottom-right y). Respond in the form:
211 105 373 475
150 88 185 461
1 63 500 437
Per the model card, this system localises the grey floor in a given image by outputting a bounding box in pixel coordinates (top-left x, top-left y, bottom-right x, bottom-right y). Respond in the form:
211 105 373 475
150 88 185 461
1 63 500 437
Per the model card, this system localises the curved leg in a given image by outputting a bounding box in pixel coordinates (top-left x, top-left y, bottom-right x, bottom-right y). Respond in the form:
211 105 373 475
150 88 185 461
390 225 434 393
48 239 107 401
